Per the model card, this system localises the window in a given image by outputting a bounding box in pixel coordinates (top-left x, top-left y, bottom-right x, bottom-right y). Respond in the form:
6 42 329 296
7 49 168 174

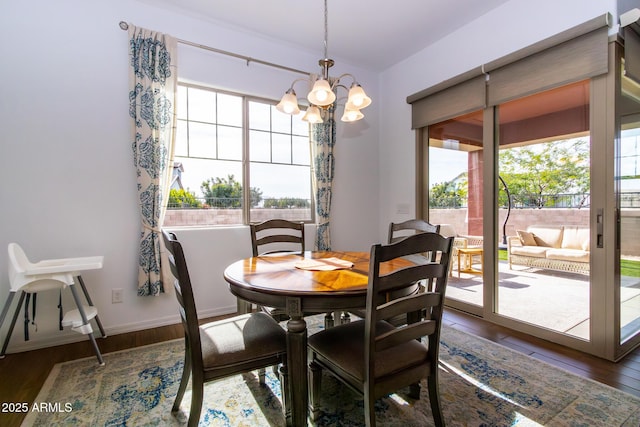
166 83 313 226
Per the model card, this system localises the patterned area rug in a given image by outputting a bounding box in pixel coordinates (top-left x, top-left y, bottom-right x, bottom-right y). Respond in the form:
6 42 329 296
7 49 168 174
23 316 640 426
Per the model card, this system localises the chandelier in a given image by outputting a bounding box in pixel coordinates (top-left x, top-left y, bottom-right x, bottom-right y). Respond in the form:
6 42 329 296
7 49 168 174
276 0 371 123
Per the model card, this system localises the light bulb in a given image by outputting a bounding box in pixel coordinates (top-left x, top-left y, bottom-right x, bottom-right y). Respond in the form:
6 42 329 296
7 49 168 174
346 84 371 110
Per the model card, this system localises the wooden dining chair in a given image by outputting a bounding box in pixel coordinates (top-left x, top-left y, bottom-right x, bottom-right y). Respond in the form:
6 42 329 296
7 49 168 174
248 219 345 327
245 219 306 319
162 230 288 427
350 218 442 324
250 219 305 257
388 218 440 244
308 232 454 427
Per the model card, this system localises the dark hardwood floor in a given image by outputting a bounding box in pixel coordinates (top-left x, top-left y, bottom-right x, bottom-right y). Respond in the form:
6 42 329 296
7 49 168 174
1 309 639 427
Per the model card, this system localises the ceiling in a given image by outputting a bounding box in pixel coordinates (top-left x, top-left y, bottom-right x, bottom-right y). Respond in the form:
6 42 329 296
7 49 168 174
142 0 512 71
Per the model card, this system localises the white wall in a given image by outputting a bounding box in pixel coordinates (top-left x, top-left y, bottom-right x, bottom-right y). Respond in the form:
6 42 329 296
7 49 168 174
0 0 379 352
0 0 623 352
377 0 619 243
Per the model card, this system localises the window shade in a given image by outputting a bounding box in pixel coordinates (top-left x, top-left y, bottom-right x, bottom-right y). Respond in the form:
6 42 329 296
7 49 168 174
486 25 609 106
410 74 486 129
407 14 611 129
624 25 640 85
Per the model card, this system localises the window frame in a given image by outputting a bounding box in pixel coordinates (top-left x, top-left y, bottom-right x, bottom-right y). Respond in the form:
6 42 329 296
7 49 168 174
173 81 315 226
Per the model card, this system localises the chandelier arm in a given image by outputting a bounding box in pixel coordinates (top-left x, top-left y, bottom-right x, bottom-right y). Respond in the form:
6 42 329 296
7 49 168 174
289 77 312 91
331 73 358 89
333 83 349 93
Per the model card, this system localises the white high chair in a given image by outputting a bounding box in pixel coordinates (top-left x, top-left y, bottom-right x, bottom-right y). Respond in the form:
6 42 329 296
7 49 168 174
0 243 106 365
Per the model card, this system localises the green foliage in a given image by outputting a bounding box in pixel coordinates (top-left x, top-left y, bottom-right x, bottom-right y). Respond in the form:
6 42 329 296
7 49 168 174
499 139 590 208
429 177 467 208
168 188 202 209
263 197 310 209
622 258 640 278
200 175 263 208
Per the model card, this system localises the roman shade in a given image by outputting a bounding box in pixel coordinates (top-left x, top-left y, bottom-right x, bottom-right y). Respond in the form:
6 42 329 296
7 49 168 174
623 18 640 85
408 68 486 129
407 14 611 128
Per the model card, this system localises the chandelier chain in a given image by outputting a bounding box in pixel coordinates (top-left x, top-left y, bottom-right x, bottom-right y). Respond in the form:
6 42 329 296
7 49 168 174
323 0 328 59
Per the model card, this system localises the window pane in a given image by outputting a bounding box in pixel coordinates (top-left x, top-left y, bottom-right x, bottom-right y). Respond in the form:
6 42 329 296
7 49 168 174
428 110 484 309
250 130 271 162
272 106 292 134
292 135 310 165
169 157 244 226
177 86 187 120
497 81 590 340
250 162 312 222
272 133 291 164
189 122 216 158
218 125 242 160
292 111 309 135
249 101 271 131
217 93 242 126
175 120 188 157
187 87 216 123
164 83 313 227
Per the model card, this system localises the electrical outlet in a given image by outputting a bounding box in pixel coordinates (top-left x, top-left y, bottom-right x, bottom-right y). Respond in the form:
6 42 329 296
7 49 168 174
112 288 123 304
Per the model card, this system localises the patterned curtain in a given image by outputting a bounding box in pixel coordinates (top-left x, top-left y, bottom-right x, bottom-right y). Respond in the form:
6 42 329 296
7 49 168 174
310 106 336 250
128 25 177 296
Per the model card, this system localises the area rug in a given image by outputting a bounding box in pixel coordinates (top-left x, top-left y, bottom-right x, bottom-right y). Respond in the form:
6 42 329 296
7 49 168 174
22 316 640 426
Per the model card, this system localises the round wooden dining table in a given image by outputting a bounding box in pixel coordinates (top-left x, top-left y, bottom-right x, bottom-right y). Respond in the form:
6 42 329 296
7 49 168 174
223 250 417 427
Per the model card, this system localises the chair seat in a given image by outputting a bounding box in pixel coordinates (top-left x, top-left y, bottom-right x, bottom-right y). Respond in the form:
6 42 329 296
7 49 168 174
308 319 430 381
200 312 286 370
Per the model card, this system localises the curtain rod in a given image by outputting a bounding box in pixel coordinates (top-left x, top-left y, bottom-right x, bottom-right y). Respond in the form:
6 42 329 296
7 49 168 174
119 21 310 76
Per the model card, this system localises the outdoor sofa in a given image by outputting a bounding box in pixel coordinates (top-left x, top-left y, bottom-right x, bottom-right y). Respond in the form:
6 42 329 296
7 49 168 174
507 225 590 275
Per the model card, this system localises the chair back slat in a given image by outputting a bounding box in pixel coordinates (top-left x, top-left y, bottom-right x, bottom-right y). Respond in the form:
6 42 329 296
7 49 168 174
250 219 305 257
388 219 440 244
376 263 448 294
377 292 441 320
375 320 437 352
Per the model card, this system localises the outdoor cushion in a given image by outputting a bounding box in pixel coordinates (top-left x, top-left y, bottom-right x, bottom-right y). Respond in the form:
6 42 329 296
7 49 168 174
527 226 564 248
545 248 589 263
561 226 590 251
510 246 549 258
517 230 537 246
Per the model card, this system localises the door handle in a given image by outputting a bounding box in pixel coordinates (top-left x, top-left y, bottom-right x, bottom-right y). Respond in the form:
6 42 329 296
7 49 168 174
597 208 604 248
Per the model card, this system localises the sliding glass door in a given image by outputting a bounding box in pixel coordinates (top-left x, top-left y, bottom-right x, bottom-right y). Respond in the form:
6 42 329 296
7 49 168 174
495 81 591 340
413 17 640 359
618 61 640 348
427 110 484 313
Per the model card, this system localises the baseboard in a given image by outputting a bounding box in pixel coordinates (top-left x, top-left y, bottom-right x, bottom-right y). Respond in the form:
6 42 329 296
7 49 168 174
3 305 236 354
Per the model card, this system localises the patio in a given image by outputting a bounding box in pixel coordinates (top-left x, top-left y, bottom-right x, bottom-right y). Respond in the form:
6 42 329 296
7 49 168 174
446 260 640 340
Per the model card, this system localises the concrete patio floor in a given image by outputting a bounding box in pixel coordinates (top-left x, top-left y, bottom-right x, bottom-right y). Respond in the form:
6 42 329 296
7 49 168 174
446 261 640 340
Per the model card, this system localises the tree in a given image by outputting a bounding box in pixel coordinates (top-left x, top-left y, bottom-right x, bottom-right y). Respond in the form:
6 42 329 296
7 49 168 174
263 197 311 209
168 188 202 209
429 178 467 208
499 139 589 208
200 175 262 208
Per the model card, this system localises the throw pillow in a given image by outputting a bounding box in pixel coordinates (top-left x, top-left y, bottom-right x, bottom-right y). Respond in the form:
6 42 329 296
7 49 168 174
517 230 537 246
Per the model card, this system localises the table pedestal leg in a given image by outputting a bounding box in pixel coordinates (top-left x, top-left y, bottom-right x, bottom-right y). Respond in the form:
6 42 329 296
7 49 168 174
285 316 308 427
